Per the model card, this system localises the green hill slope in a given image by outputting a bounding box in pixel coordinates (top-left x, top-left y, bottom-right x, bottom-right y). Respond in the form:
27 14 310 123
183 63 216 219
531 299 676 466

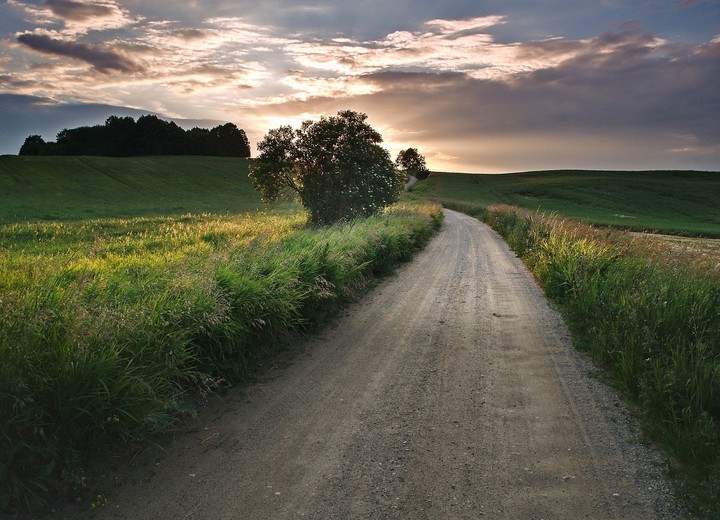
3 158 719 236
412 170 720 237
0 156 266 224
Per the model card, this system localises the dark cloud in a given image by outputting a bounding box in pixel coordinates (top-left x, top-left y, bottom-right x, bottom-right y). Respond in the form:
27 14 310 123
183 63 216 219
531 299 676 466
173 29 208 41
45 0 115 21
379 28 719 144
673 0 718 9
514 31 720 143
515 38 584 61
16 32 140 73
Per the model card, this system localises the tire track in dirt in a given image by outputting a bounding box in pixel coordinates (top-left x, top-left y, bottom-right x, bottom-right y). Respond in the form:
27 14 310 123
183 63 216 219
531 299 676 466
88 209 676 520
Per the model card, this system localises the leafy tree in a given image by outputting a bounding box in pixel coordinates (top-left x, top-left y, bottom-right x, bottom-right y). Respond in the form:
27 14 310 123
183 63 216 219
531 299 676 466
396 147 429 180
18 135 46 156
184 127 212 155
250 110 404 225
134 115 185 155
209 123 251 157
56 126 100 155
101 116 136 156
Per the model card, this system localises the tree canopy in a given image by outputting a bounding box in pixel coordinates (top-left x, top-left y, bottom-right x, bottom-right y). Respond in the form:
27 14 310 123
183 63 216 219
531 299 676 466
18 115 251 158
249 110 405 225
396 148 429 180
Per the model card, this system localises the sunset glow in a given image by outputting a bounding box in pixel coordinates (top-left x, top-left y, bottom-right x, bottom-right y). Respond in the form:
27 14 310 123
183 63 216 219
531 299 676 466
1 1 718 172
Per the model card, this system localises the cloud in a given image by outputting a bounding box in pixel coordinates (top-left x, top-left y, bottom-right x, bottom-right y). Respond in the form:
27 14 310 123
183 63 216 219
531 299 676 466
515 28 720 143
250 26 720 171
45 0 116 21
8 0 137 35
171 28 208 41
3 14 291 125
425 15 506 35
284 16 513 79
16 31 141 72
2 3 719 171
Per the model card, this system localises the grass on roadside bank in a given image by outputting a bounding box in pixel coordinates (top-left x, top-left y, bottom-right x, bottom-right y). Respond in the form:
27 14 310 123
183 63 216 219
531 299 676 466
478 204 720 518
0 200 443 513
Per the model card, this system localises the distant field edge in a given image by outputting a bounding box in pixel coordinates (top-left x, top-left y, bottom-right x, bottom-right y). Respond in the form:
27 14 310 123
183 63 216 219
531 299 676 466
410 169 720 238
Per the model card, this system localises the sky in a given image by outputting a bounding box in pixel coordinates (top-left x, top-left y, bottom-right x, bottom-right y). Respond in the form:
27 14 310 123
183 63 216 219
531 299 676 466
1 0 719 172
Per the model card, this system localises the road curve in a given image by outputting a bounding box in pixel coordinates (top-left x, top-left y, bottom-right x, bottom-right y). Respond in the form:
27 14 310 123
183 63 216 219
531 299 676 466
92 209 675 519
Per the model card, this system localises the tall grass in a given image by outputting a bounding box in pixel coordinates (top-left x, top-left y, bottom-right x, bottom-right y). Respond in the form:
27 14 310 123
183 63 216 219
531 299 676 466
481 205 720 517
0 201 442 512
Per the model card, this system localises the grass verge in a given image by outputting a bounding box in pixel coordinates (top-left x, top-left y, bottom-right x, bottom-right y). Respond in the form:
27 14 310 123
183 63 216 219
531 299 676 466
0 200 443 513
478 205 720 518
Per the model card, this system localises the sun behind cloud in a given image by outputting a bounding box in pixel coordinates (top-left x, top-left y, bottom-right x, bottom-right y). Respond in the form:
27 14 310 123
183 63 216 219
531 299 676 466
1 1 719 170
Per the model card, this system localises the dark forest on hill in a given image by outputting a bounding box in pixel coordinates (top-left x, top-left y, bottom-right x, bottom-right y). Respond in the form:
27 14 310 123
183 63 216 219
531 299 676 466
18 115 251 158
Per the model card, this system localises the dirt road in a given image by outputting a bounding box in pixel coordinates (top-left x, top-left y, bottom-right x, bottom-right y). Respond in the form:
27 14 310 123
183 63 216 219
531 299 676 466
91 209 675 519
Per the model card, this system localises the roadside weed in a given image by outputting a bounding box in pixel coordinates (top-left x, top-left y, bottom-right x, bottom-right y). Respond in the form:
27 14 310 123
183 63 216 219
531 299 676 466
480 206 720 517
0 201 442 513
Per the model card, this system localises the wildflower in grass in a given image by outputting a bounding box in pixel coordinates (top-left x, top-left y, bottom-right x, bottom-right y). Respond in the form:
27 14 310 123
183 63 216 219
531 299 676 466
89 494 106 510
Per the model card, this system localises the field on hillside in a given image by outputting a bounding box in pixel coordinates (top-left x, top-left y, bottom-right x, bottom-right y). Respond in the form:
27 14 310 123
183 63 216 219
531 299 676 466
411 170 720 237
0 156 271 223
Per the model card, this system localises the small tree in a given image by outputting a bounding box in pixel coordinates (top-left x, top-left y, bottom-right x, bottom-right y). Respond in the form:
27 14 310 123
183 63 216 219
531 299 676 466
249 110 405 225
396 148 429 180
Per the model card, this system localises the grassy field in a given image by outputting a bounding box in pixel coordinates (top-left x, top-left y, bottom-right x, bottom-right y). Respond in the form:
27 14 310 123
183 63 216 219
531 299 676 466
411 169 720 237
0 155 269 223
0 156 442 512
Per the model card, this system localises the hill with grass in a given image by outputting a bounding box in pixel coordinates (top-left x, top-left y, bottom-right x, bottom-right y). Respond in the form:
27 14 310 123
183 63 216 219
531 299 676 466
3 158 719 236
0 155 267 224
411 170 720 237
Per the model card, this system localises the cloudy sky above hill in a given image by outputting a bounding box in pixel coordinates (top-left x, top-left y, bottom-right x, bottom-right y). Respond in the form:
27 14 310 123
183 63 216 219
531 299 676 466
1 0 719 172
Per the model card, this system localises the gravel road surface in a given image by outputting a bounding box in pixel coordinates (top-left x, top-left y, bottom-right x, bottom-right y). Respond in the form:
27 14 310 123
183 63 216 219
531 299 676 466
90 209 676 519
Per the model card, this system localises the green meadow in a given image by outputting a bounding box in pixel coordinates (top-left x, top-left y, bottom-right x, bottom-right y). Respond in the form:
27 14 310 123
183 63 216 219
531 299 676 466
411 169 720 237
0 155 267 223
0 156 442 512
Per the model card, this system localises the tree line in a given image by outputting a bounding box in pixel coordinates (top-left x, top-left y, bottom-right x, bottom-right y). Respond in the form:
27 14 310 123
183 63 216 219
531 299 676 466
19 115 251 158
